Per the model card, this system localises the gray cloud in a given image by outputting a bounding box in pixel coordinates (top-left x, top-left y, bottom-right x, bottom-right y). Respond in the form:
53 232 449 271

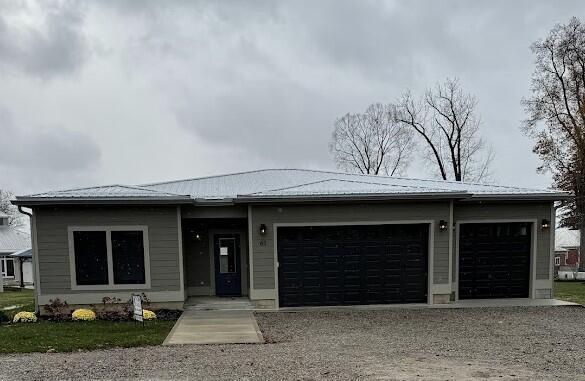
2 0 585 195
0 107 101 193
0 0 88 79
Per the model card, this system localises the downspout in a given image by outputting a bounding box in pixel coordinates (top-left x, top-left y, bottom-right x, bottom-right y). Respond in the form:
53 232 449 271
18 206 39 313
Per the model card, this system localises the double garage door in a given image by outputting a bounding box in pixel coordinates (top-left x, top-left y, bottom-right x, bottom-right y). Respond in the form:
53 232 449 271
276 222 533 307
277 224 429 307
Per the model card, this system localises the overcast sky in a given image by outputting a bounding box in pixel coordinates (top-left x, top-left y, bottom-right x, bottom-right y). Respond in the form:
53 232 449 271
1 0 584 195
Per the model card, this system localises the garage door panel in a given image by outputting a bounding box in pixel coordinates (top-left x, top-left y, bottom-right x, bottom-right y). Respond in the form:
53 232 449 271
278 224 428 307
459 222 530 299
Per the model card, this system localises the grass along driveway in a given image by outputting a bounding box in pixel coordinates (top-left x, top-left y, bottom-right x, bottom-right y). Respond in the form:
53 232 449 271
0 320 175 353
554 280 585 305
0 288 176 353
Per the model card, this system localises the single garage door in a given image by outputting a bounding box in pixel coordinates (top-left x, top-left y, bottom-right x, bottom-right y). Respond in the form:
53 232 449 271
459 222 531 299
277 224 428 307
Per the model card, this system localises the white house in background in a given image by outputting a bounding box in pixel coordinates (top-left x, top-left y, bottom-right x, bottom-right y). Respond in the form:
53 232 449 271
10 249 33 286
0 212 31 290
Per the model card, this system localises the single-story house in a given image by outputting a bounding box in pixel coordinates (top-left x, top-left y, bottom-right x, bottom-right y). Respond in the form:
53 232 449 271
11 169 568 312
0 212 31 290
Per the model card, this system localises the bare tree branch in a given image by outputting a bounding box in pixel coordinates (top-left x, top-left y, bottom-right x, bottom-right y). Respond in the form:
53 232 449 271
330 103 415 176
0 189 22 227
395 78 493 182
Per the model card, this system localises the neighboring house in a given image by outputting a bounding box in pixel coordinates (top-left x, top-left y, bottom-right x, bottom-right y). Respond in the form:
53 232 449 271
554 228 580 276
10 249 34 286
0 212 31 289
11 169 567 313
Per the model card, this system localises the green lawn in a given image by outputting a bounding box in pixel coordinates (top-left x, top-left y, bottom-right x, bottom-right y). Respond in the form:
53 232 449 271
0 320 175 353
0 287 35 318
554 280 585 305
0 288 176 353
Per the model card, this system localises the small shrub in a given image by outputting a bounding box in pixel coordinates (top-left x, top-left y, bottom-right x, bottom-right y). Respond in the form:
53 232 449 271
13 311 37 323
97 310 131 322
44 298 71 320
72 309 96 321
143 309 156 320
152 309 182 321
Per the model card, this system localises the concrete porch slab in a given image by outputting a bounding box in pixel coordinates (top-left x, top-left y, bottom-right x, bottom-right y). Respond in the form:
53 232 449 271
163 310 264 345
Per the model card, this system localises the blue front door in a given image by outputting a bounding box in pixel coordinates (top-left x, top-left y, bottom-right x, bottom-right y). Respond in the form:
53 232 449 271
214 234 241 296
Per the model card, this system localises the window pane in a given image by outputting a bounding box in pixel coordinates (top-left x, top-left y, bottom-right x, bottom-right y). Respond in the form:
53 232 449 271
111 231 145 284
219 238 236 274
6 258 14 277
73 231 108 285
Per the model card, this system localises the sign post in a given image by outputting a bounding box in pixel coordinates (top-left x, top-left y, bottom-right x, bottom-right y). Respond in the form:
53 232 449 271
132 293 144 326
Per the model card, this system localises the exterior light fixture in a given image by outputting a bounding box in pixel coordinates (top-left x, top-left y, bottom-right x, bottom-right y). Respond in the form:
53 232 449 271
259 224 267 235
541 219 550 229
439 220 448 231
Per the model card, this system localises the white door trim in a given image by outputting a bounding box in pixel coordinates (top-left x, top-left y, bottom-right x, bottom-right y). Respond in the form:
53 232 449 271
454 219 538 301
272 220 436 309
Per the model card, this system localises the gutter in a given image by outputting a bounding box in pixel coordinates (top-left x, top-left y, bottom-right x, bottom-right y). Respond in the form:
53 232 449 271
463 192 571 202
11 196 193 207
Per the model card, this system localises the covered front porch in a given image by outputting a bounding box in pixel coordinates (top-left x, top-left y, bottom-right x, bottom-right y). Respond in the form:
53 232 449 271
181 214 251 301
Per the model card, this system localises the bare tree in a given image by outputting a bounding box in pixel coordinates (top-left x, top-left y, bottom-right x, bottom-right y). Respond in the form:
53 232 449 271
330 103 415 176
395 78 494 182
522 17 585 270
0 189 22 227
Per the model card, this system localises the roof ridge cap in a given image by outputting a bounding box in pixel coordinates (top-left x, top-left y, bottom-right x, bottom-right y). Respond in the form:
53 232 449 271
280 168 553 191
140 168 281 187
24 184 128 197
245 179 333 195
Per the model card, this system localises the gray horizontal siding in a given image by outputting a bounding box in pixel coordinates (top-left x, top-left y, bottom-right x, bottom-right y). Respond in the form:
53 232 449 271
34 206 181 296
251 202 451 291
453 201 553 281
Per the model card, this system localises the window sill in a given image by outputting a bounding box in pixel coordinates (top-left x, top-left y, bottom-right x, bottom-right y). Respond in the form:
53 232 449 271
71 284 151 291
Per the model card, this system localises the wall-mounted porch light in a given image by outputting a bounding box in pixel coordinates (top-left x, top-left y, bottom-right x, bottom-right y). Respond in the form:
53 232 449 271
190 230 202 241
438 220 448 231
541 219 550 229
259 224 267 235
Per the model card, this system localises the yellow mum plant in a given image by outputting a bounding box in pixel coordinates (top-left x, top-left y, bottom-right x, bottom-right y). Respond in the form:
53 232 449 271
13 311 37 323
72 308 96 321
143 309 156 320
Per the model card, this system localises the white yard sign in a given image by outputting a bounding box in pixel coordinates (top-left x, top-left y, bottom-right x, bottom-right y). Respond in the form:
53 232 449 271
132 293 143 322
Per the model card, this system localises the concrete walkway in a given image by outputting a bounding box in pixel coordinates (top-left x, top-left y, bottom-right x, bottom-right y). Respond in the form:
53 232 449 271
163 310 264 345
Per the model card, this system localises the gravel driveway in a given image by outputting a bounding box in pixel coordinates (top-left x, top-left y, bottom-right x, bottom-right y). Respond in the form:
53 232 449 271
1 306 585 380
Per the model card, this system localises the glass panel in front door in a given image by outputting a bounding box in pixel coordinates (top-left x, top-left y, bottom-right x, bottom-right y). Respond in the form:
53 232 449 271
219 238 236 273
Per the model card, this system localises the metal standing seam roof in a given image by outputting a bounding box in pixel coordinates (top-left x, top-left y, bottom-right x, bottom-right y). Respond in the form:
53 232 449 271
13 168 568 204
0 227 30 253
141 169 567 200
555 229 580 251
22 184 190 199
10 248 32 258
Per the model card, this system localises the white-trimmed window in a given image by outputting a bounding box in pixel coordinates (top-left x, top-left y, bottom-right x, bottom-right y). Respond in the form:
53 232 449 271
68 226 150 290
1 256 14 278
555 256 561 266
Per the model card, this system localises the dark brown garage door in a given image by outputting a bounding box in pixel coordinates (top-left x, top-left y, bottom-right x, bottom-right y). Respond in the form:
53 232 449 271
277 224 429 307
459 222 531 299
